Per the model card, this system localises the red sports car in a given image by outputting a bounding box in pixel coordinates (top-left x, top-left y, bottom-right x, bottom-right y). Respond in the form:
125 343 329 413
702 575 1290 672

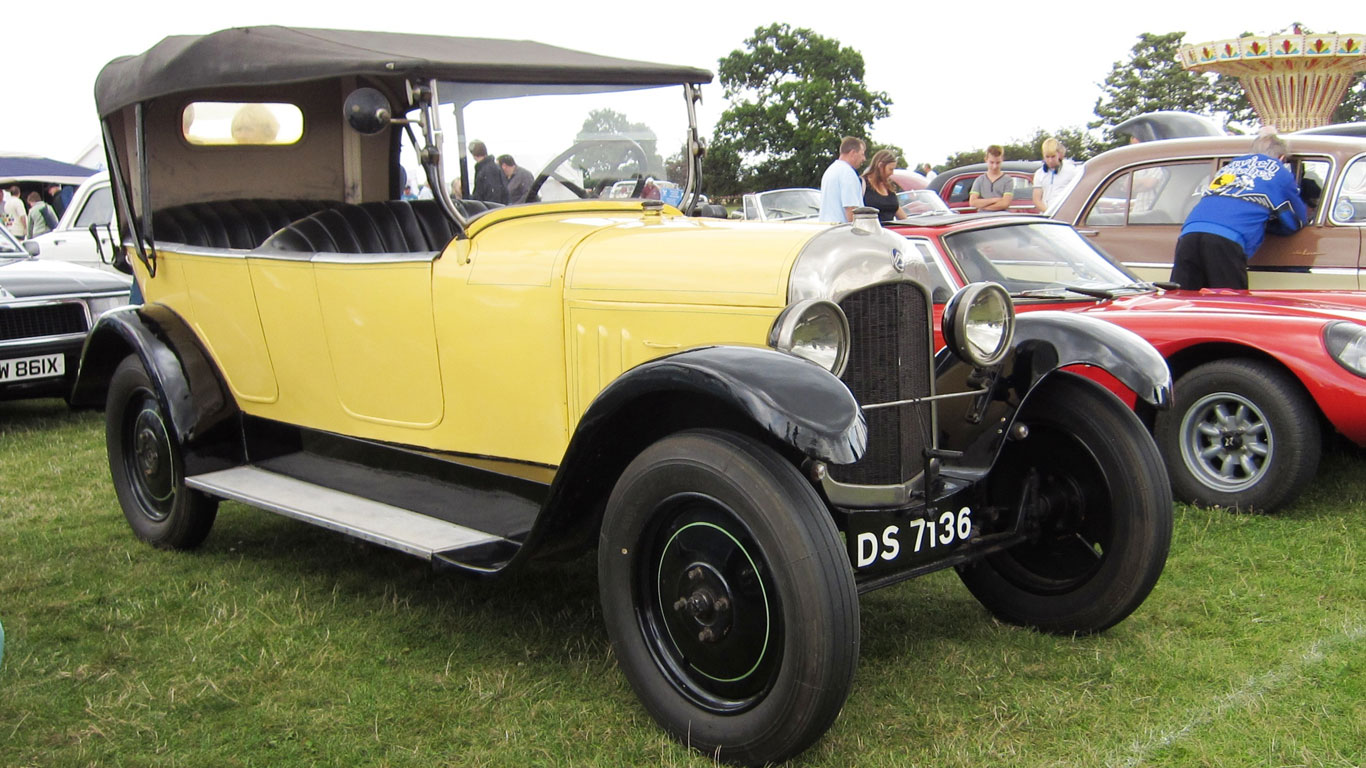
889 212 1366 513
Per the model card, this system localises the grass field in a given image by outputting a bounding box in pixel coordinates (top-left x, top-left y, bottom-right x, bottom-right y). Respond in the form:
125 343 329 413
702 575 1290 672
1 397 1363 767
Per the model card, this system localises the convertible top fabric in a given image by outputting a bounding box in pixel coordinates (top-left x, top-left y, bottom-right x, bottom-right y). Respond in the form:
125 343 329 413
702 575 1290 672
95 26 713 117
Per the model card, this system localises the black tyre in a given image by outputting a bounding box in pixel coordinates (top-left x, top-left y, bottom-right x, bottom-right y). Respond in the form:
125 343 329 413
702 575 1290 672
957 374 1172 634
1154 359 1320 513
598 429 858 766
106 355 218 548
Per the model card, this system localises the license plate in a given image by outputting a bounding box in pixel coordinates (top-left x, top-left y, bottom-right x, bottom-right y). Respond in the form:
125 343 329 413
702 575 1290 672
850 506 974 571
0 353 64 383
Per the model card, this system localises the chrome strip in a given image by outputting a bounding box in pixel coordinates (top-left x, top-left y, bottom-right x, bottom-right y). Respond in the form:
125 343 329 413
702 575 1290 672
147 243 440 265
0 331 88 350
861 388 984 412
311 251 440 265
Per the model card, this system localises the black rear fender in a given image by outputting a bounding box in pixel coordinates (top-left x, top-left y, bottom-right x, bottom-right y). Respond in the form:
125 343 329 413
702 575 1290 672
70 304 241 471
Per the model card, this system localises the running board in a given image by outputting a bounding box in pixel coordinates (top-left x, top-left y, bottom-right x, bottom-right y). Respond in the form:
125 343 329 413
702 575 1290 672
186 466 518 571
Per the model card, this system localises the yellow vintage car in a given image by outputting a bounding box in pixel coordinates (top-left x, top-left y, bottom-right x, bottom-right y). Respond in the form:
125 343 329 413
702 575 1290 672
75 27 1175 766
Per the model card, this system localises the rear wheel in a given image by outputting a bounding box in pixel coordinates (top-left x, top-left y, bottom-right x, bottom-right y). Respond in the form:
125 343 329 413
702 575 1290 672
598 429 857 766
1154 359 1320 513
106 355 218 548
957 374 1172 634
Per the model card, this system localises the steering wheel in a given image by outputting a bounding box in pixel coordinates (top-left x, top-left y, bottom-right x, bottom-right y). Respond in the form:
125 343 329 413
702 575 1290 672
527 137 650 202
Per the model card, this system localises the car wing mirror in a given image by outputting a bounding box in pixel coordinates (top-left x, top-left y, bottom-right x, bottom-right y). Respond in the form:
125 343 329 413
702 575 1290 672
22 240 39 257
344 88 394 135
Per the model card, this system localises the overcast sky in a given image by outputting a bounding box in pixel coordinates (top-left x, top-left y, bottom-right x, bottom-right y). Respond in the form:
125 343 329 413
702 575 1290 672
6 1 1361 172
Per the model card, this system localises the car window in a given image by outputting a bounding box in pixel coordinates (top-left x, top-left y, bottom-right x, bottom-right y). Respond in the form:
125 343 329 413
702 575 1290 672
947 177 974 203
72 185 114 229
1084 173 1131 226
182 102 304 146
1294 157 1330 223
1011 175 1034 199
1106 161 1211 226
743 196 757 219
1330 156 1366 224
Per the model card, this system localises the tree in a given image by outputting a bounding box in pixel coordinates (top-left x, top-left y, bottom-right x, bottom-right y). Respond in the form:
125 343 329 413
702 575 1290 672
710 24 890 192
1091 32 1241 140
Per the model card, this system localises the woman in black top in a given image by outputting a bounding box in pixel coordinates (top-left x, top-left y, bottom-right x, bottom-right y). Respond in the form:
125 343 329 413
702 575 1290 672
861 149 907 223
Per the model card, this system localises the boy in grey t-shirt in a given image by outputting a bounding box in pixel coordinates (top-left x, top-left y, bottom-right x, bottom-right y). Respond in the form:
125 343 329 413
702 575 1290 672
969 146 1014 212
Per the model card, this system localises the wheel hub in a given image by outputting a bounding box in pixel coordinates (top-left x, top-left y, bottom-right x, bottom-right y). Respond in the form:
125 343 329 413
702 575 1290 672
1181 393 1271 491
135 426 162 478
671 563 734 643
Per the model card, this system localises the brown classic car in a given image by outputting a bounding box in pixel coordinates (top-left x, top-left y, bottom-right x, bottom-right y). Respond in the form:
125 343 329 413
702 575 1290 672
1050 134 1366 289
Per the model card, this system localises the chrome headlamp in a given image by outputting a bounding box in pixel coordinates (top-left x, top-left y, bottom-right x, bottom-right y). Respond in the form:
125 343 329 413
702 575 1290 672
1324 321 1366 378
768 299 850 376
942 282 1014 367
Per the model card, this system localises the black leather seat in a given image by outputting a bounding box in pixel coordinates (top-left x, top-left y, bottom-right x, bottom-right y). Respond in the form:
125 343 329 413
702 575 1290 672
259 200 494 254
153 199 341 249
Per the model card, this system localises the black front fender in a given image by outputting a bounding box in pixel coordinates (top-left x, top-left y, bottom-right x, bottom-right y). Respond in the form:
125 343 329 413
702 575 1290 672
934 311 1170 477
70 304 238 462
577 345 866 465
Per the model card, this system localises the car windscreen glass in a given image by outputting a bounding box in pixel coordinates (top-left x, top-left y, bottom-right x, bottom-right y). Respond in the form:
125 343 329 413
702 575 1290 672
943 222 1138 293
72 186 114 229
758 189 820 220
414 82 690 206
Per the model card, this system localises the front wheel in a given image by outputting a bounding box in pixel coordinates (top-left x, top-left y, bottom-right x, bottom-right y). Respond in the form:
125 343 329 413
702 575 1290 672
598 429 858 766
1153 359 1320 513
957 374 1172 634
106 355 218 549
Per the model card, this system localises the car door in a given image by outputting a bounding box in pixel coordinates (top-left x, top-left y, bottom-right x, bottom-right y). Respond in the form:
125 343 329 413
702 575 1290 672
942 174 978 213
1074 159 1215 284
33 180 117 271
1253 155 1362 289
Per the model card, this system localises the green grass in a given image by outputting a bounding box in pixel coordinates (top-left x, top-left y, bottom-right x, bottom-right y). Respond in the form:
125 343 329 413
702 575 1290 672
2 398 1364 767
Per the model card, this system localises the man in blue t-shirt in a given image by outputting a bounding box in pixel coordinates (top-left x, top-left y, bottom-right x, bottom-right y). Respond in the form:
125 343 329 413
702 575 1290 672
819 137 867 223
1171 133 1307 290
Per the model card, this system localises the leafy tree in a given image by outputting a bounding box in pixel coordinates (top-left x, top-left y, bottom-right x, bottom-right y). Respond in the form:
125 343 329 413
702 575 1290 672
710 24 890 192
1091 32 1239 140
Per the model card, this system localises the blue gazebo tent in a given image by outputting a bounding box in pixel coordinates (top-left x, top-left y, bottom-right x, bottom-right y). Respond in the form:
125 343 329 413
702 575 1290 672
0 153 99 185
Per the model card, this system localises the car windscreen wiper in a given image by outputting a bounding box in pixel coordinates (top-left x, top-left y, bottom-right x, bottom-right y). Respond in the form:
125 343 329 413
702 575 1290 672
1012 284 1117 300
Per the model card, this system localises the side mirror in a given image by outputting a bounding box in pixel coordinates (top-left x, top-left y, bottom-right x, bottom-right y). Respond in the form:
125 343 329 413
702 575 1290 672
344 88 393 135
22 240 39 257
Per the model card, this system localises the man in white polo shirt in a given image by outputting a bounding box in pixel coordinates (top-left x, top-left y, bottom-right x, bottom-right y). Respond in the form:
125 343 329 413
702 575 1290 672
818 137 867 223
1032 137 1081 212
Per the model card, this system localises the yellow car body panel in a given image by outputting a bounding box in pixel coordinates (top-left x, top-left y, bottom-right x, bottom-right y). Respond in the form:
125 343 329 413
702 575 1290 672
133 205 824 463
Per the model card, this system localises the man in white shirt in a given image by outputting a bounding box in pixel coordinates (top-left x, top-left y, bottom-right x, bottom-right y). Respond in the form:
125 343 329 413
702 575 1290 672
2 187 26 239
1032 137 1081 212
818 137 867 223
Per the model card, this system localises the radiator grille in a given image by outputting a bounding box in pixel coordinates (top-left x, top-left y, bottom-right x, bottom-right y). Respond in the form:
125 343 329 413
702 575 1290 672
0 303 88 342
832 282 933 486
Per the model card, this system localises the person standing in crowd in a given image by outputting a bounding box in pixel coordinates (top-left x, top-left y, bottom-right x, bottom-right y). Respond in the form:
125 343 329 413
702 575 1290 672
46 184 68 218
969 146 1014 211
3 186 27 239
26 192 58 238
917 162 937 182
1171 132 1306 290
819 137 866 223
469 140 509 204
861 149 908 223
1031 137 1081 212
498 154 534 204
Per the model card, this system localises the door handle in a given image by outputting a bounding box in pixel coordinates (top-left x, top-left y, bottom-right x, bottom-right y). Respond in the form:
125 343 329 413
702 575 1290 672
1075 229 1099 237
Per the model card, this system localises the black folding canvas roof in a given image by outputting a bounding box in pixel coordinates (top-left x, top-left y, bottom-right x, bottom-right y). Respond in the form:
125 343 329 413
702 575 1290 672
95 26 713 117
